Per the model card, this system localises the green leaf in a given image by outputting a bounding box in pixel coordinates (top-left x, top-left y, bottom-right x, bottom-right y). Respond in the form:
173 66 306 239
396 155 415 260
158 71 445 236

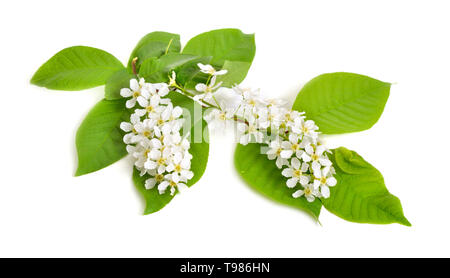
133 168 174 214
127 32 181 69
31 46 124 91
182 29 255 85
139 53 199 83
133 91 209 214
75 99 130 176
215 60 252 87
104 69 135 100
323 147 411 226
234 143 322 220
183 28 255 66
293 72 391 134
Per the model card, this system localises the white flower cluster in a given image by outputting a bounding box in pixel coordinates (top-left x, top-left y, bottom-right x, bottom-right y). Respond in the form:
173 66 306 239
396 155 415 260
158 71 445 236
199 66 337 202
119 78 194 196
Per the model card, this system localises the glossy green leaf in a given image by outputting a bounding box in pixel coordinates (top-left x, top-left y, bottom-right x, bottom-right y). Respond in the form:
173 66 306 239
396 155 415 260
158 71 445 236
31 46 124 91
75 99 130 176
139 53 199 83
104 69 135 100
293 72 391 134
234 143 322 220
323 147 411 226
127 32 181 69
133 91 209 214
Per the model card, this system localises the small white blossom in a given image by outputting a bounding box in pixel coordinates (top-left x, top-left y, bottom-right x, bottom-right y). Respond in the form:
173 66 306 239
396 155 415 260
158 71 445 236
198 63 228 76
120 78 150 108
302 143 332 172
292 183 318 202
313 166 337 198
266 138 288 168
281 157 310 188
194 75 222 103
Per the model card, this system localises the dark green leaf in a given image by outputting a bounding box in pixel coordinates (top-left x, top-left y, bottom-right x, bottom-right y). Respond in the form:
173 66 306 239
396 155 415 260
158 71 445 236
31 46 124 91
323 147 411 226
104 69 135 100
75 99 130 176
293 72 391 134
234 143 322 220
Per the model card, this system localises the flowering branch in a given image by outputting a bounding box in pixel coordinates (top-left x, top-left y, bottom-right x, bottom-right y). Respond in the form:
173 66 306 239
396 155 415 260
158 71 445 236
120 63 337 203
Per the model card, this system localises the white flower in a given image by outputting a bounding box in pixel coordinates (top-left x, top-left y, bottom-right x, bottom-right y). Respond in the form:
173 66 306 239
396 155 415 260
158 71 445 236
120 78 150 108
132 119 156 143
158 173 188 195
194 75 222 103
266 138 288 168
257 106 284 130
313 166 337 198
292 118 319 139
198 63 227 76
280 134 305 159
204 108 234 131
145 143 172 174
281 157 309 188
135 94 162 117
237 114 264 145
166 153 193 182
168 71 177 87
120 113 141 144
292 183 317 202
145 173 166 189
279 110 304 131
301 143 332 172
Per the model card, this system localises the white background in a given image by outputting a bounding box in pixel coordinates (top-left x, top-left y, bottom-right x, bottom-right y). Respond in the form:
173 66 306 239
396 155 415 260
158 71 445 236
1 0 449 257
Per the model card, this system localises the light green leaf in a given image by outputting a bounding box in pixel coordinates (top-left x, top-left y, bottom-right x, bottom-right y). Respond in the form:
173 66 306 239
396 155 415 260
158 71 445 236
183 29 255 66
234 143 322 220
133 91 209 214
293 72 391 134
75 99 130 176
31 46 124 91
104 69 135 100
127 32 181 69
323 147 411 226
139 53 199 83
182 29 255 85
216 60 252 87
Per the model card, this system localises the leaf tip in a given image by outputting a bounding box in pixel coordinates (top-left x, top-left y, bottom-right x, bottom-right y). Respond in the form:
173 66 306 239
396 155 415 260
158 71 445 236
399 217 412 227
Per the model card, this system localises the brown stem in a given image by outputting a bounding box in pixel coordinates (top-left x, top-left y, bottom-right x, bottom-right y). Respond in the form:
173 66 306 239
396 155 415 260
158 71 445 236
131 57 138 75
